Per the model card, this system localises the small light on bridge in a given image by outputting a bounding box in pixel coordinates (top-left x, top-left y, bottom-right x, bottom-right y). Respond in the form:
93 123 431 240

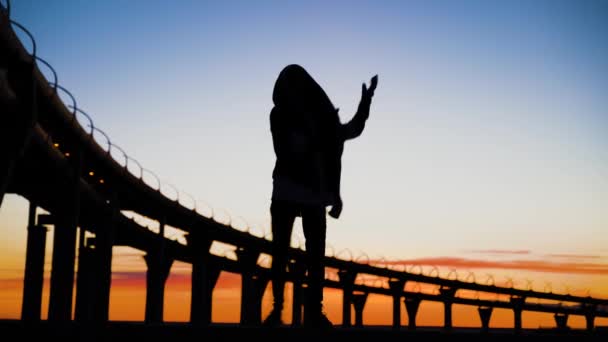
99 179 105 184
89 171 95 176
53 143 59 148
65 152 70 157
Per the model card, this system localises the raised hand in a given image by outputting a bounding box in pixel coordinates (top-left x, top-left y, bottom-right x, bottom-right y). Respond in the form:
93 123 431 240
362 74 378 99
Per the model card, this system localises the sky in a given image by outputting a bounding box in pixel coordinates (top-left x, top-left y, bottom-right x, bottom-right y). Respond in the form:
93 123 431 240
1 0 607 328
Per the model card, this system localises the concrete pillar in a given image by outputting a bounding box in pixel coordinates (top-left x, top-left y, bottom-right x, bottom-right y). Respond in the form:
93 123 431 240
554 313 569 331
510 296 526 332
585 313 595 332
75 233 94 322
404 296 422 330
48 214 78 322
338 270 357 327
48 150 82 322
287 259 307 326
144 251 173 324
144 216 173 324
144 234 173 325
352 292 369 327
582 304 596 332
92 211 115 323
440 287 457 330
187 231 220 325
477 306 493 332
21 204 47 321
388 279 405 329
236 247 267 325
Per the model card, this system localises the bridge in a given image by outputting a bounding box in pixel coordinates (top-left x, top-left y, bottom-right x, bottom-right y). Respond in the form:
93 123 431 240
1 2 606 340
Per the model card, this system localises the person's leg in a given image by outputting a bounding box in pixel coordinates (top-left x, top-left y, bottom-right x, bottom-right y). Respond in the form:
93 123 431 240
268 200 297 317
301 205 328 325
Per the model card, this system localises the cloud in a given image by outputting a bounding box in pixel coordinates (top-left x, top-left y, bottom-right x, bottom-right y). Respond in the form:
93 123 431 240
374 257 608 275
546 254 602 260
112 271 146 281
470 249 531 255
110 270 243 289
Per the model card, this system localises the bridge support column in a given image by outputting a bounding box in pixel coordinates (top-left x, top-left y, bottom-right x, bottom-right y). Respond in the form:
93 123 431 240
510 296 526 333
583 304 596 332
48 214 79 322
91 212 115 324
237 247 267 325
440 287 457 330
21 204 47 322
554 313 569 331
352 292 368 327
48 151 82 323
144 248 173 324
388 279 405 329
75 232 95 322
477 306 493 332
187 231 220 326
338 270 357 327
404 296 422 330
585 313 595 332
288 259 307 326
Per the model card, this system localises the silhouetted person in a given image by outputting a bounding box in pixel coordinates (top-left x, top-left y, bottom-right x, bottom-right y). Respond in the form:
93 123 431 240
264 64 377 327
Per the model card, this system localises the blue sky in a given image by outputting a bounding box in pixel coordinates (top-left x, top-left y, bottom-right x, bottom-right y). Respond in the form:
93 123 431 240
2 0 607 260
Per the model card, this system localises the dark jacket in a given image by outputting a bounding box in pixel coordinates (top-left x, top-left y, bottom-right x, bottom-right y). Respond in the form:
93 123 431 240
270 64 372 204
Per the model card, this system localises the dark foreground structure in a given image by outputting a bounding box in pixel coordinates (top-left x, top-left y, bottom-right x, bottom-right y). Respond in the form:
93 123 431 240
1 320 607 342
1 1 607 340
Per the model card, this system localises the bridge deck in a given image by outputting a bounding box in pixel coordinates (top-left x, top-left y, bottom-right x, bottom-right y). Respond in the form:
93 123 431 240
1 320 605 342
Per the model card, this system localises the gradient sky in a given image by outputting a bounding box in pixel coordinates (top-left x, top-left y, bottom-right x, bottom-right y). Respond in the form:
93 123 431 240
1 0 607 326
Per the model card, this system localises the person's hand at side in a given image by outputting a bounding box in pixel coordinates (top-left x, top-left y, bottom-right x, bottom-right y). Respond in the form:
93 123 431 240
328 195 343 219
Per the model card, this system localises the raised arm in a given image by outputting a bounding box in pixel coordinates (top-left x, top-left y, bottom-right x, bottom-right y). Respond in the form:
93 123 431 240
340 75 378 141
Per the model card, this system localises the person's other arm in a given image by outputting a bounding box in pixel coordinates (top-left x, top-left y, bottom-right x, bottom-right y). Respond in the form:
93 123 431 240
270 107 290 161
340 75 378 141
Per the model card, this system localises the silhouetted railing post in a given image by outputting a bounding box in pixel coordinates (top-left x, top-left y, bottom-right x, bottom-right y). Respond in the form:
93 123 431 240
48 149 82 323
338 270 357 327
554 313 569 331
388 279 405 329
477 306 493 333
584 304 596 332
352 292 368 327
187 230 220 326
75 232 94 322
288 259 307 326
404 296 422 330
439 287 457 330
144 217 173 324
236 247 267 325
21 203 47 322
510 296 526 333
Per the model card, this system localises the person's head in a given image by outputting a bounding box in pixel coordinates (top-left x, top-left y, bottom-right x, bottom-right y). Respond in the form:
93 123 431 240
272 64 337 120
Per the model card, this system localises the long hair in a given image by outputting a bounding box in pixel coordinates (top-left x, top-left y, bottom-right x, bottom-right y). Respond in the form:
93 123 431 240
272 64 339 126
271 64 343 197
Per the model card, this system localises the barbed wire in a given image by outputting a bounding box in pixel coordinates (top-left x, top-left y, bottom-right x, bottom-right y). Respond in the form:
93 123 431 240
355 251 370 264
335 248 353 261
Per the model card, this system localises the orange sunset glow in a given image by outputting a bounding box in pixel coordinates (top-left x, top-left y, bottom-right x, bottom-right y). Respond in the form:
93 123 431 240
1 228 607 328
